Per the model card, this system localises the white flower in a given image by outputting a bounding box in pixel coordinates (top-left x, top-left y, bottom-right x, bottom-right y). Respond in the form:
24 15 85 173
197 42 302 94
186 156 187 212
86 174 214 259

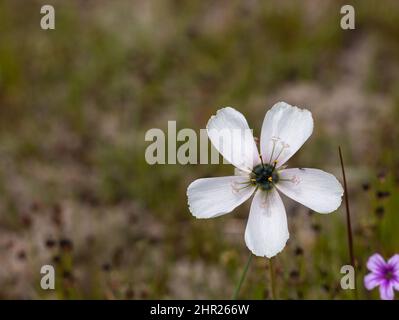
187 102 344 258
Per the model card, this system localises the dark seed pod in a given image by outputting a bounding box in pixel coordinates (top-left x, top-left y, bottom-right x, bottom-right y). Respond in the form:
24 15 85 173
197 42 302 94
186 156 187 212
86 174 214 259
294 246 304 256
362 183 370 191
45 238 56 248
17 250 26 260
102 263 112 272
376 191 390 199
375 206 385 218
53 255 61 264
289 270 300 280
59 238 73 251
322 283 330 292
311 223 321 233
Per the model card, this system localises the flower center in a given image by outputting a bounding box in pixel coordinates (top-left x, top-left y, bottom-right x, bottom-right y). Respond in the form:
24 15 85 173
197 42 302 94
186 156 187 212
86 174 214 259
382 264 396 281
251 164 279 191
385 270 393 280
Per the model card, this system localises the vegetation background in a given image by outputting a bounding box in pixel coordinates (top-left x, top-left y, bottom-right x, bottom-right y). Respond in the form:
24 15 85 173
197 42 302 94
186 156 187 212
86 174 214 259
0 0 398 299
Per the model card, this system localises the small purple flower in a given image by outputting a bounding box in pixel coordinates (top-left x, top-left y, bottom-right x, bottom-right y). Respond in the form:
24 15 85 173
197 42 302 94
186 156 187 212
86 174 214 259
364 253 399 300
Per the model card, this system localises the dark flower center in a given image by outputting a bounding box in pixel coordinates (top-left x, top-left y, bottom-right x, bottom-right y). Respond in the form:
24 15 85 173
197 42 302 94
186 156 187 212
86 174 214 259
385 270 393 280
251 164 279 191
383 265 395 281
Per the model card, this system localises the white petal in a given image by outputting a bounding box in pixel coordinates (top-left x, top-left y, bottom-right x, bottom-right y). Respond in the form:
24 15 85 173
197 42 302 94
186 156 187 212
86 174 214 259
187 176 255 219
207 107 259 172
260 102 313 167
276 168 343 214
244 189 289 258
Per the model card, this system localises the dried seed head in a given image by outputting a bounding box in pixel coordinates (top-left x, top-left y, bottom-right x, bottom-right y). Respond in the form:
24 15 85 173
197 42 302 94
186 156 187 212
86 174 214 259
17 250 26 261
102 263 112 272
362 183 370 191
45 238 56 249
53 255 61 264
59 238 73 251
294 246 304 256
375 206 385 218
376 190 390 199
311 223 321 233
289 270 300 280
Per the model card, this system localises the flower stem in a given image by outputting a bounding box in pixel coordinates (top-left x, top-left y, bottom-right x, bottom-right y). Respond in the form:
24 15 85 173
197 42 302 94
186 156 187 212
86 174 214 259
232 253 253 299
269 257 277 299
338 146 358 299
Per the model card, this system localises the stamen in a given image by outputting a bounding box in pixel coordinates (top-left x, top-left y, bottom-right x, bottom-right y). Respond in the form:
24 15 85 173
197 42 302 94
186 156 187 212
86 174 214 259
272 160 278 171
278 175 301 185
259 154 265 168
268 137 280 164
231 180 252 194
237 162 253 174
272 140 290 164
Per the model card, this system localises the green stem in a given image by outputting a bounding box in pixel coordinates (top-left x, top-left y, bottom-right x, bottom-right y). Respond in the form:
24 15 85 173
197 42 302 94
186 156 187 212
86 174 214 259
338 146 358 299
269 257 277 299
232 253 253 299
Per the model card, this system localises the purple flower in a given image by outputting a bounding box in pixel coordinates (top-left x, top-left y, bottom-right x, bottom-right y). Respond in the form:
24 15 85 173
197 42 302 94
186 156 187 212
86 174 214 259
364 253 399 300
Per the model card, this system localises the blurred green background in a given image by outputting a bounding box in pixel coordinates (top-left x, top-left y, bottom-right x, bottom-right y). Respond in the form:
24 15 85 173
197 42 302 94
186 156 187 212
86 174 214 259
0 0 399 299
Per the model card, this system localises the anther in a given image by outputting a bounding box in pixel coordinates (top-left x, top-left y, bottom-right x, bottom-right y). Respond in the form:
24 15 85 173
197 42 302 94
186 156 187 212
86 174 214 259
231 181 242 194
231 180 251 194
272 160 278 171
272 140 290 163
290 175 301 185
